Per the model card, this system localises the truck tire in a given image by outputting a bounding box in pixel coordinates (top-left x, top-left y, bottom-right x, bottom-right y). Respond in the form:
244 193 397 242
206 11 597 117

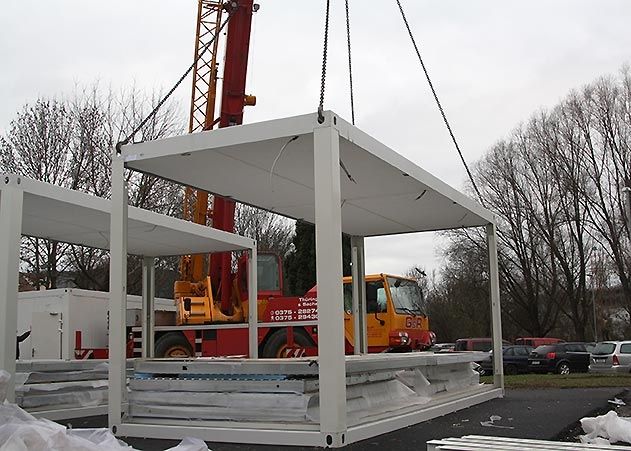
154 333 194 358
262 328 312 358
556 361 571 375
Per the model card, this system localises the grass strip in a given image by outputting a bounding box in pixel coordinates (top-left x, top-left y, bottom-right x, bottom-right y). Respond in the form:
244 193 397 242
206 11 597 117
480 373 631 389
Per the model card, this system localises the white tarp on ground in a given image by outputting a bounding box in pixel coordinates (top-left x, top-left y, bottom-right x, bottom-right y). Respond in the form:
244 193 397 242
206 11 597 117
0 370 210 451
581 410 631 445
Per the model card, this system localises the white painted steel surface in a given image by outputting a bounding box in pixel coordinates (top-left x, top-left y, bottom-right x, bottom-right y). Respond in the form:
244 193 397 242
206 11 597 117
487 223 505 388
111 111 502 447
0 178 23 402
0 172 257 407
248 247 258 358
1 173 254 257
123 112 494 236
108 155 127 429
313 124 347 446
141 257 155 359
427 434 631 450
350 236 368 355
347 387 502 444
117 423 322 447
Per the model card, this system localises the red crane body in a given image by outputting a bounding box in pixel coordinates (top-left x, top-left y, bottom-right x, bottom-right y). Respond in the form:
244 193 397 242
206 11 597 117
211 0 254 311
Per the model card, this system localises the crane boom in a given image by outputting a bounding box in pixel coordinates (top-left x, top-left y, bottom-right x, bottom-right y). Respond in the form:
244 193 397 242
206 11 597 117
181 0 225 284
210 0 255 311
177 0 255 317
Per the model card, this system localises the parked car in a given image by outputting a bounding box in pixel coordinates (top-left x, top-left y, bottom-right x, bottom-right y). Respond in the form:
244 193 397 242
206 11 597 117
430 343 455 353
528 342 590 374
479 345 533 376
515 337 563 347
454 338 510 352
589 341 631 374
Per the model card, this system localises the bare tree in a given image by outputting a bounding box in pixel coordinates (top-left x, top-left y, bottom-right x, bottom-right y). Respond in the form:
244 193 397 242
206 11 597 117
0 83 186 291
438 67 631 341
234 204 294 257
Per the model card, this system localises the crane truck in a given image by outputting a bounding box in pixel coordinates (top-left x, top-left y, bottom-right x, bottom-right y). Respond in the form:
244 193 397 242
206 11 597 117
151 253 435 358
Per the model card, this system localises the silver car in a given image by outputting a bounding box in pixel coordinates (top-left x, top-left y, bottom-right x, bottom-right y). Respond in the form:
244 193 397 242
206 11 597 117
589 341 631 374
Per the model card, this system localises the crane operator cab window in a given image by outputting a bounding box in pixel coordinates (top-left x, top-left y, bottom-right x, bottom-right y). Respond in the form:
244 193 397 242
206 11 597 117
343 281 387 313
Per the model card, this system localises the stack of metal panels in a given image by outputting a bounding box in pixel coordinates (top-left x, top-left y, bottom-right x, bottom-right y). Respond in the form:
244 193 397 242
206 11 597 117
127 353 484 425
15 360 109 413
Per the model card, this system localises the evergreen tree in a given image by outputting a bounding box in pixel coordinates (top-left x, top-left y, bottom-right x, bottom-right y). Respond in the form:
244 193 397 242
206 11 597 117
283 221 351 296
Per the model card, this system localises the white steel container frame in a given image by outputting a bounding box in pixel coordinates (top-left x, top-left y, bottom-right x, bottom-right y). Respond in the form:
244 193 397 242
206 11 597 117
109 111 504 447
0 174 257 422
108 155 258 430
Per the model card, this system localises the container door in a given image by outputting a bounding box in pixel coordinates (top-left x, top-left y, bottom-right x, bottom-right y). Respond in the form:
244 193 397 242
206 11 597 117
31 311 62 359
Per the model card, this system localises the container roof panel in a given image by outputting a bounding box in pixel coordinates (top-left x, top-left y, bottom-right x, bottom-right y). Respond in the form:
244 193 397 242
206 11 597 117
122 111 494 236
2 174 254 256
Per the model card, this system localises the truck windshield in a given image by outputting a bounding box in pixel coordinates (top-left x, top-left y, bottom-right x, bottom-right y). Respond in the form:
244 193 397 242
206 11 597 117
257 254 280 291
387 277 425 315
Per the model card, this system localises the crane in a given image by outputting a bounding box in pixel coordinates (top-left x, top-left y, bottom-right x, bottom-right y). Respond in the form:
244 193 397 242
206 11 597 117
175 0 256 323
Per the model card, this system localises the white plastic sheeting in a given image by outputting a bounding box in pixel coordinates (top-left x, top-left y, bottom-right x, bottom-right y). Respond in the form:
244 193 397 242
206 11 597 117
0 370 9 403
581 410 631 445
0 370 210 451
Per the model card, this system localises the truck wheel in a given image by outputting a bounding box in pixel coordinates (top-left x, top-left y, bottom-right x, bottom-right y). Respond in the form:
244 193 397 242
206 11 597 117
557 362 571 375
262 329 312 358
154 333 194 358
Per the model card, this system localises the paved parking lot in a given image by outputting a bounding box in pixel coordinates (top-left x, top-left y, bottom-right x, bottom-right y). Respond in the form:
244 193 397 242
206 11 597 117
63 387 625 450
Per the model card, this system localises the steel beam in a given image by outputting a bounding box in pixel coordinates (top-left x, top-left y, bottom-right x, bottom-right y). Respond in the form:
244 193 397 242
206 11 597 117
248 246 258 358
0 176 23 402
486 223 504 390
350 236 367 354
347 387 503 445
109 153 128 428
313 118 346 447
141 257 155 358
117 423 321 447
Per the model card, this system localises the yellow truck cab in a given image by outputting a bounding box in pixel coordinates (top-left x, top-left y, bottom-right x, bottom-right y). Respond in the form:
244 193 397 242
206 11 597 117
341 274 434 353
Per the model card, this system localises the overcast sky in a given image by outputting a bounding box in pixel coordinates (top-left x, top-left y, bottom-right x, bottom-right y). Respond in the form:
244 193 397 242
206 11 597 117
2 0 630 276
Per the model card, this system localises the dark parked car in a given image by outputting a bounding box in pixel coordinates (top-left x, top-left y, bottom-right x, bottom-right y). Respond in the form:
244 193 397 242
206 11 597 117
479 345 533 376
454 338 511 352
430 343 455 353
528 342 591 374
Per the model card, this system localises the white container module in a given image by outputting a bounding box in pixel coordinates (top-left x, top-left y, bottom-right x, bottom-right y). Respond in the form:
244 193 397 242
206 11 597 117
16 289 175 360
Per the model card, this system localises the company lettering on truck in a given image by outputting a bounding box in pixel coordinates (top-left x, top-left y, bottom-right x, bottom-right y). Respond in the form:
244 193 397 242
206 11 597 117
268 297 319 322
297 297 318 320
405 317 424 328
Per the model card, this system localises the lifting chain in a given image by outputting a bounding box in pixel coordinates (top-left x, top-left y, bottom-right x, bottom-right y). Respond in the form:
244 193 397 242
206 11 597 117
395 0 483 204
116 7 236 153
317 0 331 124
345 0 355 125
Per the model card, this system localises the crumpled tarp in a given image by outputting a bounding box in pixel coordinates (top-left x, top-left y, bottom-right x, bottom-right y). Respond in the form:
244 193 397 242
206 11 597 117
580 409 631 445
0 369 210 451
